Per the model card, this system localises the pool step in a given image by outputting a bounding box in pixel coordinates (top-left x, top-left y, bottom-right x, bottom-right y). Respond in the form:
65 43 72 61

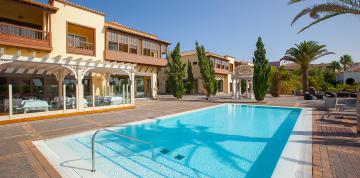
159 148 170 154
174 154 185 160
159 148 185 161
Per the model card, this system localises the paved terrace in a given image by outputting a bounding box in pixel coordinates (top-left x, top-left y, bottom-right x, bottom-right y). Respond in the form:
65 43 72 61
0 96 359 178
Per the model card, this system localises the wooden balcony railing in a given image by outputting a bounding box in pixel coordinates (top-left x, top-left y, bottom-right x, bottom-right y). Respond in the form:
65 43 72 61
67 38 95 56
0 22 51 51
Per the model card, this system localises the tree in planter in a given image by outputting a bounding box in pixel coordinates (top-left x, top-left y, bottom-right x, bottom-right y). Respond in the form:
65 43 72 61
185 60 195 94
253 37 271 102
165 43 186 99
195 42 217 100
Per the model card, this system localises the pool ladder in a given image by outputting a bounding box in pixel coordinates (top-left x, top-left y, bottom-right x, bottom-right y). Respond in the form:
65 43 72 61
91 128 154 172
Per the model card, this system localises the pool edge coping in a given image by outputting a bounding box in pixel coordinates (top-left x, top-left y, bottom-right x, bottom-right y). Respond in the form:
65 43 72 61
33 103 312 178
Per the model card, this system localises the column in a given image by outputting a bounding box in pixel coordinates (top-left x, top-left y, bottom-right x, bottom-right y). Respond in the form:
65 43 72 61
104 73 111 96
76 72 84 111
239 79 242 99
249 79 254 99
53 70 67 97
75 67 91 111
130 70 135 105
245 80 249 99
150 73 157 99
232 78 236 97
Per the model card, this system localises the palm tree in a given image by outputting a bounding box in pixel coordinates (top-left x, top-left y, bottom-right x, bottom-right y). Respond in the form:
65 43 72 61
290 0 360 33
330 60 341 72
283 41 334 96
340 54 354 71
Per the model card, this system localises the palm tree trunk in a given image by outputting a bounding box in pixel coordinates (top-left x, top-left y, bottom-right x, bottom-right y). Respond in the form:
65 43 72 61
302 68 309 94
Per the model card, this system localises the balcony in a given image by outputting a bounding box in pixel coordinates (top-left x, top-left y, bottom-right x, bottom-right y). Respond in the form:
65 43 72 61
0 22 52 51
105 50 168 67
214 68 229 75
67 38 95 56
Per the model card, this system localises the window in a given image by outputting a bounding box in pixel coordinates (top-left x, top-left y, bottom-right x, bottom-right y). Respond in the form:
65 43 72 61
223 61 229 70
67 34 87 49
129 37 138 54
108 32 118 51
161 45 167 59
143 40 159 57
193 62 198 65
229 63 234 72
119 34 128 52
215 58 221 68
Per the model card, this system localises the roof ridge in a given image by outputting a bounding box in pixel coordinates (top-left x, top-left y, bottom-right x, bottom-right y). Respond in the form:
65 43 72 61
54 0 105 16
106 21 158 39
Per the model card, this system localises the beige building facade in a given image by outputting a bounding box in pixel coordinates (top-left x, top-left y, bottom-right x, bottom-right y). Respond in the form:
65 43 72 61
159 51 235 95
0 0 168 121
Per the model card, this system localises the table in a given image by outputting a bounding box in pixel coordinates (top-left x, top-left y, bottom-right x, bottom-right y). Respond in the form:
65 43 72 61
104 96 123 105
66 98 89 108
21 100 49 114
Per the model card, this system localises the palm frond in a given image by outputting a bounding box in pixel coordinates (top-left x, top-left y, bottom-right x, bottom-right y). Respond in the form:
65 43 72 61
309 3 360 18
288 0 305 5
292 8 312 25
297 13 341 33
290 0 360 33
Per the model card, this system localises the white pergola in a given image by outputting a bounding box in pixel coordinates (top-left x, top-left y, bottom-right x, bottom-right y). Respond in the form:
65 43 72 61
0 49 136 119
231 65 254 99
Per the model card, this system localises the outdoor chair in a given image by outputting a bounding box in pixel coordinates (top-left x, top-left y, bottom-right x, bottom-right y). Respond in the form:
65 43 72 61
308 87 324 100
304 92 314 100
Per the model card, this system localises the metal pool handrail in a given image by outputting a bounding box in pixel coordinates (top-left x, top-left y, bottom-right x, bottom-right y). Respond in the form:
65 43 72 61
91 128 154 172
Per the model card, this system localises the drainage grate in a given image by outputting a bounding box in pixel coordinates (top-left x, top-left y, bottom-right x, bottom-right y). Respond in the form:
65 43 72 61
174 154 185 160
160 148 170 154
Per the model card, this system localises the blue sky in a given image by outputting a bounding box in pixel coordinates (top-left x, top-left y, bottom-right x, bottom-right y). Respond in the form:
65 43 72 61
48 0 359 63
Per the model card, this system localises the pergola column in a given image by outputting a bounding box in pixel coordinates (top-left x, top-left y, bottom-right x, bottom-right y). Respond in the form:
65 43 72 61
130 70 135 105
104 73 111 96
68 66 93 111
53 70 68 97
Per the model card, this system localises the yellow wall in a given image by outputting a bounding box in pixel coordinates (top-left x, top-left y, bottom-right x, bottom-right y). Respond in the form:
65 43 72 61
67 23 95 43
92 73 105 96
50 0 105 61
0 45 49 58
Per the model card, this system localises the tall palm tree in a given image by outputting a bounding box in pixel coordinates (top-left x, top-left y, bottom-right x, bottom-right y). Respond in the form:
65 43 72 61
290 0 360 33
330 60 341 72
283 41 334 95
340 54 354 71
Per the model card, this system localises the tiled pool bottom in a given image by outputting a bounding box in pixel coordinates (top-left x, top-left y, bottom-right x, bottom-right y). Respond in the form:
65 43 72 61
34 104 312 178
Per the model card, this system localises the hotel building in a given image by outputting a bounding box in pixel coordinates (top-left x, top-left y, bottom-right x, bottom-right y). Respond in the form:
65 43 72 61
0 0 169 121
159 50 251 95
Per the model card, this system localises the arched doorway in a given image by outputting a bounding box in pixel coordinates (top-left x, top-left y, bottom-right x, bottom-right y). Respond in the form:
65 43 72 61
345 78 355 85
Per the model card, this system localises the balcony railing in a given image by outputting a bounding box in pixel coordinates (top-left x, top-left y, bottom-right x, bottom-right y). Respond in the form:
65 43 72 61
67 38 95 56
0 22 51 50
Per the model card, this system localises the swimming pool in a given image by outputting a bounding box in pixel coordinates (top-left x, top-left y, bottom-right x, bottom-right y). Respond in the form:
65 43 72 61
34 104 312 178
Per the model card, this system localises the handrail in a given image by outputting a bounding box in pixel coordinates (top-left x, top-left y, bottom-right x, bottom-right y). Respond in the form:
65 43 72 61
91 128 154 172
0 22 49 41
67 38 94 50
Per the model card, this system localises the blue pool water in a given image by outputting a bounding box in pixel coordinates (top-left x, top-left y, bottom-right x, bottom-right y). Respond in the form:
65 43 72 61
45 104 302 178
